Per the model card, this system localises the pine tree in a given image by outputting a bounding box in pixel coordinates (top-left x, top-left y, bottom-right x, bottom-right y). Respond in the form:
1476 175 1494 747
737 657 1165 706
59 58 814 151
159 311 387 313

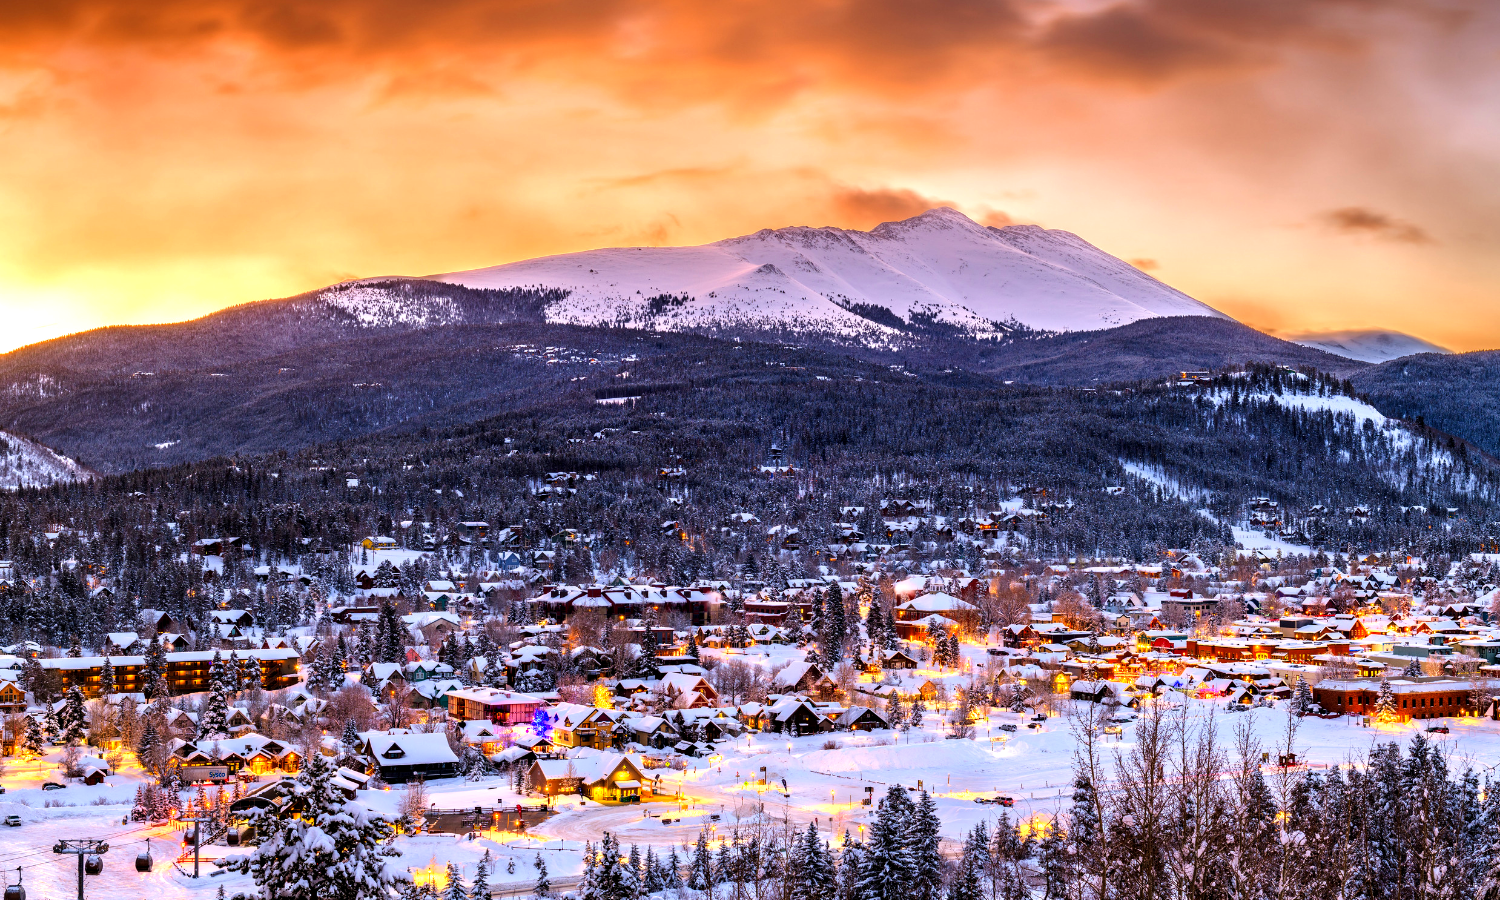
909 790 944 900
909 695 925 728
533 855 552 900
1403 659 1423 678
59 685 87 745
945 827 984 900
1376 674 1398 722
240 656 264 692
227 750 409 900
687 631 701 661
483 654 506 688
131 784 150 821
784 605 807 644
888 694 907 731
342 719 362 754
137 720 159 763
795 822 836 900
836 834 864 900
379 600 405 663
144 634 169 700
200 653 230 739
827 582 847 657
443 862 468 900
669 852 687 894
100 656 115 697
643 848 667 895
623 845 642 900
859 786 917 900
1291 675 1312 717
688 830 714 891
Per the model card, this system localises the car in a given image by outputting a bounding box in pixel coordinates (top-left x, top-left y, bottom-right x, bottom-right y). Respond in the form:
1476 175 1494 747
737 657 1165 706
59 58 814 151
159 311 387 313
1426 725 1451 734
2 815 20 827
973 796 1013 806
41 782 65 791
1031 714 1048 722
999 724 1018 733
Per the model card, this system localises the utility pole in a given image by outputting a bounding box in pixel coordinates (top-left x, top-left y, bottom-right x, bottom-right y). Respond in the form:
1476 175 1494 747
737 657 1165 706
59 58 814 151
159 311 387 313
52 840 108 900
182 815 214 878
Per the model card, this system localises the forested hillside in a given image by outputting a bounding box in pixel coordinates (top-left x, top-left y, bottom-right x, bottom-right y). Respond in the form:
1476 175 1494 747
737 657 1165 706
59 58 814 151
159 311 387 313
0 341 1492 648
1353 350 1500 460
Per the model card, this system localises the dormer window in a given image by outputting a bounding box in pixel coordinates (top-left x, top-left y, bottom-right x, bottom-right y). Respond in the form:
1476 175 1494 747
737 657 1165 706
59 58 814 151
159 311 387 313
382 743 405 759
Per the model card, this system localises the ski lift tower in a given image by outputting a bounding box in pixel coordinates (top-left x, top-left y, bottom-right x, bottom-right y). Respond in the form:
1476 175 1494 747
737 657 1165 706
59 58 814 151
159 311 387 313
51 840 108 900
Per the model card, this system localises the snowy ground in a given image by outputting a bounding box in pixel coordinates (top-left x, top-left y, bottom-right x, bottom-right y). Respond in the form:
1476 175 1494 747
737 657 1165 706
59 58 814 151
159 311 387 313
10 698 1500 898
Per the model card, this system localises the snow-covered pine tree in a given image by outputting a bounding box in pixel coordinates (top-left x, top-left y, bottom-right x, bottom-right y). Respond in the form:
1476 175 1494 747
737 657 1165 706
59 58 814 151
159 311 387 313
1376 674 1398 722
623 845 642 900
1403 659 1423 678
836 833 863 900
100 656 115 697
21 713 43 757
131 784 150 821
144 635 169 700
483 654 506 688
227 749 408 900
443 863 468 900
580 841 598 900
688 830 714 891
1291 675 1312 717
908 791 944 900
200 654 231 739
945 826 983 900
827 582 847 657
797 822 836 900
134 714 158 759
533 855 552 900
642 848 666 895
664 848 684 892
859 786 917 900
784 606 807 645
59 685 87 745
909 695 925 728
888 693 907 731
342 719 362 754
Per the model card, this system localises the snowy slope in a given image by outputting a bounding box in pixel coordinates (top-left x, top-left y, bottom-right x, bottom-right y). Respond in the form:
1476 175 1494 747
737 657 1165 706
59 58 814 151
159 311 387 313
0 430 91 489
1287 329 1451 364
437 208 1226 338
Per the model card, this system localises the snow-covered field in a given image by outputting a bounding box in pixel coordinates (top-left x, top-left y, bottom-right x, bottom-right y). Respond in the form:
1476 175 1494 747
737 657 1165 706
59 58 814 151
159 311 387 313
7 696 1499 900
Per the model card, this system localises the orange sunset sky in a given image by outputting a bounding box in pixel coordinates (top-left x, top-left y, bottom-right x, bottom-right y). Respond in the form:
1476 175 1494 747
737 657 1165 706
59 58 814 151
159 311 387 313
1 0 1497 352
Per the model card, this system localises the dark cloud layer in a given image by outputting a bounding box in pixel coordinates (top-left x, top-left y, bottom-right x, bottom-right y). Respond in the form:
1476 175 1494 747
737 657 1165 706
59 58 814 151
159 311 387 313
1320 207 1433 244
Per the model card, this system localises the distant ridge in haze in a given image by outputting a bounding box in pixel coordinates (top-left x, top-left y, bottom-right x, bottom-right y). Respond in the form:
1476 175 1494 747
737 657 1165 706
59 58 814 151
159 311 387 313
1288 329 1452 364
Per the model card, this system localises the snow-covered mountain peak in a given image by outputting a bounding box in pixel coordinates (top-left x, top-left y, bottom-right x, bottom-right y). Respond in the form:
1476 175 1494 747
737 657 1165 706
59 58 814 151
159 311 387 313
435 208 1227 339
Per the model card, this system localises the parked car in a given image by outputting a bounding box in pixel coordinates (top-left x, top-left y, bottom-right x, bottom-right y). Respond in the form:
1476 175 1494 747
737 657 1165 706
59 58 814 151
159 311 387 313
1426 725 1451 734
41 782 65 791
999 724 1018 733
1031 714 1048 722
2 815 20 827
974 795 1014 806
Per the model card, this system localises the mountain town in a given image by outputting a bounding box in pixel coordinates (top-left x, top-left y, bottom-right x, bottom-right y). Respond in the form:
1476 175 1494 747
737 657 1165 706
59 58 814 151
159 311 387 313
4 460 1500 900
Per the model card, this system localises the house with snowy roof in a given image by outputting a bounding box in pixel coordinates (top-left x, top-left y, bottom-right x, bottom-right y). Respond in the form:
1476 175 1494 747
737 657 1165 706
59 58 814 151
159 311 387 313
360 730 460 783
526 752 648 801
